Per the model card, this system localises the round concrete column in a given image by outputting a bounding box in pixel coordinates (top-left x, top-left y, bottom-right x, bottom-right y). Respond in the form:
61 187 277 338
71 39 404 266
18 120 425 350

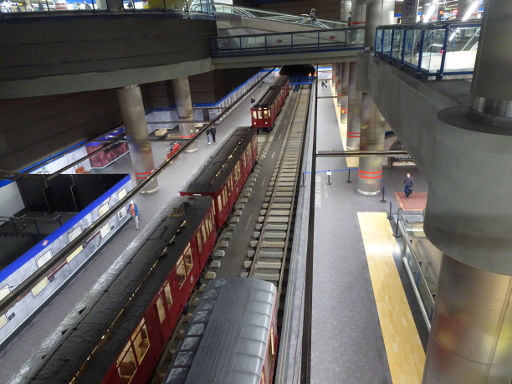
340 62 350 123
340 0 352 22
336 63 343 106
364 0 394 49
470 0 512 125
118 85 159 194
347 61 361 149
357 94 385 195
172 77 198 152
423 255 512 383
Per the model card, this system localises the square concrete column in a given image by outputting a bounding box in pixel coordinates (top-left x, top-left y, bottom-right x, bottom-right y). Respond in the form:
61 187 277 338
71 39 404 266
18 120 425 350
340 62 349 123
118 85 159 194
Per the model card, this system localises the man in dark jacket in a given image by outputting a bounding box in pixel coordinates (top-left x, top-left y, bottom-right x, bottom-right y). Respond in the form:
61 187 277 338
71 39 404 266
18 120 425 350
403 173 414 198
210 125 217 143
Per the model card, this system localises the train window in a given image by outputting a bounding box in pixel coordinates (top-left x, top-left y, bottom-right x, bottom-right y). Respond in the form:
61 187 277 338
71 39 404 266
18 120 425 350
252 110 257 119
263 109 269 118
234 163 241 183
183 244 193 275
222 188 227 206
201 223 207 243
270 326 275 357
131 319 150 365
117 341 136 384
217 195 223 212
258 109 262 119
177 256 186 288
196 232 203 253
156 296 166 324
164 281 173 308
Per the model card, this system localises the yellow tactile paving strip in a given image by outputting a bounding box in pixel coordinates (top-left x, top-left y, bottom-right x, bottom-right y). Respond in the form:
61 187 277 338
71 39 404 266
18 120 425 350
330 81 359 168
358 212 425 384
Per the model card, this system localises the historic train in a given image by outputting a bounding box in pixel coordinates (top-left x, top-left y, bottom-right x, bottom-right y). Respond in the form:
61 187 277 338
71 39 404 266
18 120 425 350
163 278 279 384
15 127 259 384
251 75 290 130
180 127 258 229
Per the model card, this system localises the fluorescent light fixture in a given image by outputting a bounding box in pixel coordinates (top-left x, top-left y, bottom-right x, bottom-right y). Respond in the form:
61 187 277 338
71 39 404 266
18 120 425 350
462 0 480 21
423 0 439 23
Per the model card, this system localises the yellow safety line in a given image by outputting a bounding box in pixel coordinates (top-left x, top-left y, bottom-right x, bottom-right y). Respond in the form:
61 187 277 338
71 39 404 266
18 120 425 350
358 212 425 384
330 80 358 167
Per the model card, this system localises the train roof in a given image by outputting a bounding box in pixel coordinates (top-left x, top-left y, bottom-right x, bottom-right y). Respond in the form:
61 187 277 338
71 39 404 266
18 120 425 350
181 127 256 194
253 76 288 108
164 278 277 384
20 196 213 384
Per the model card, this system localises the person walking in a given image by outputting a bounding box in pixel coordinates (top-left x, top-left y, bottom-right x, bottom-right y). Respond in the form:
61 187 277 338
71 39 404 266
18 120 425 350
309 8 317 22
403 172 414 198
210 125 217 143
129 200 139 230
206 128 211 144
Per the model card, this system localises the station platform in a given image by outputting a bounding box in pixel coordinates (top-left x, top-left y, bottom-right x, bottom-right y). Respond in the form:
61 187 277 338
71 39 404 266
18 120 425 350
0 79 272 382
308 80 429 383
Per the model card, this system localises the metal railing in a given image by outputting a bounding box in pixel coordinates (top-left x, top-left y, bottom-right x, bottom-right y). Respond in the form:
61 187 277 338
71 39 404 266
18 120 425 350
214 3 347 29
212 27 365 57
375 21 481 80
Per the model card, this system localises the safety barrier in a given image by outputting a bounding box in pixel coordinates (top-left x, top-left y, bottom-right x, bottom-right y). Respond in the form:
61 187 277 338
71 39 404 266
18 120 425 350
212 27 365 57
375 21 481 80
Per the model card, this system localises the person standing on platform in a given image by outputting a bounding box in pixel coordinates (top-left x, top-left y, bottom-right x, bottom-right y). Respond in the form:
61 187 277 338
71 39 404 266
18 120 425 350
129 200 139 230
309 8 317 23
403 173 414 198
210 125 217 143
206 128 211 144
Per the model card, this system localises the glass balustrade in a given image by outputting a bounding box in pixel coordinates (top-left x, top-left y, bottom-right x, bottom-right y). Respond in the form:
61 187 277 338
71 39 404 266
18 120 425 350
375 21 480 79
212 27 364 56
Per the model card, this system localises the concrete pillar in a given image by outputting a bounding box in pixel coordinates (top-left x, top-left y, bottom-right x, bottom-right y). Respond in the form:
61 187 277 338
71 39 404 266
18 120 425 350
423 2 512 381
469 0 512 126
347 61 361 149
364 0 394 49
422 255 512 384
340 0 352 22
336 63 342 107
351 0 366 25
402 0 419 23
340 62 349 123
118 85 159 194
106 0 123 11
356 94 385 195
172 77 198 153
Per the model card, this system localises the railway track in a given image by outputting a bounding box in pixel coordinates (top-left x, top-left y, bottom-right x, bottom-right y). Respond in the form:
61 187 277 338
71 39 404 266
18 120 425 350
151 85 311 382
246 85 311 300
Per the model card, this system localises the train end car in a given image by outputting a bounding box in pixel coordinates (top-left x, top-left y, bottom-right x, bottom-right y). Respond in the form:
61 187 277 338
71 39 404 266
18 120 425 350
15 196 216 384
163 278 279 384
180 127 258 229
251 75 290 130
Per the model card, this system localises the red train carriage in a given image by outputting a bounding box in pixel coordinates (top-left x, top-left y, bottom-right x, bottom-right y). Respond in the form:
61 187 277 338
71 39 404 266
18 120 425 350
19 196 216 384
251 75 290 130
180 127 258 229
163 278 279 384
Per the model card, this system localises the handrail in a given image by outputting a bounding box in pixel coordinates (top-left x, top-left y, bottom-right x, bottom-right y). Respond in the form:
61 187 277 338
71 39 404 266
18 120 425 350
375 20 481 80
214 26 364 40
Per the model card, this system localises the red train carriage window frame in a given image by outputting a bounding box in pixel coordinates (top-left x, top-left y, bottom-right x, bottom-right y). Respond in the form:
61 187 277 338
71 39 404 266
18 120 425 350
116 318 151 384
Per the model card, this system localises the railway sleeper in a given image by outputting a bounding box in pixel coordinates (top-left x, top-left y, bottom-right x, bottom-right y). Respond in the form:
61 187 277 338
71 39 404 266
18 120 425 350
252 272 280 282
270 203 292 209
261 240 285 248
255 261 282 270
253 232 260 239
269 209 291 216
258 250 284 259
267 216 289 223
263 232 286 239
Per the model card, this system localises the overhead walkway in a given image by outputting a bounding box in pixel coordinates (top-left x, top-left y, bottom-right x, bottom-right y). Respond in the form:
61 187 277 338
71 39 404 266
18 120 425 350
212 27 365 69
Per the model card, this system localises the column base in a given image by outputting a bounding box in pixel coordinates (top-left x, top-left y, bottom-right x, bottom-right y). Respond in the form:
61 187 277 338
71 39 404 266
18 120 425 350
357 188 380 196
185 146 199 153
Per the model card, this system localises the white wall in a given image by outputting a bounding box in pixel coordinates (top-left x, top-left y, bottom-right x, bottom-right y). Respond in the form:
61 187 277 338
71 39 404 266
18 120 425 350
0 182 25 217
